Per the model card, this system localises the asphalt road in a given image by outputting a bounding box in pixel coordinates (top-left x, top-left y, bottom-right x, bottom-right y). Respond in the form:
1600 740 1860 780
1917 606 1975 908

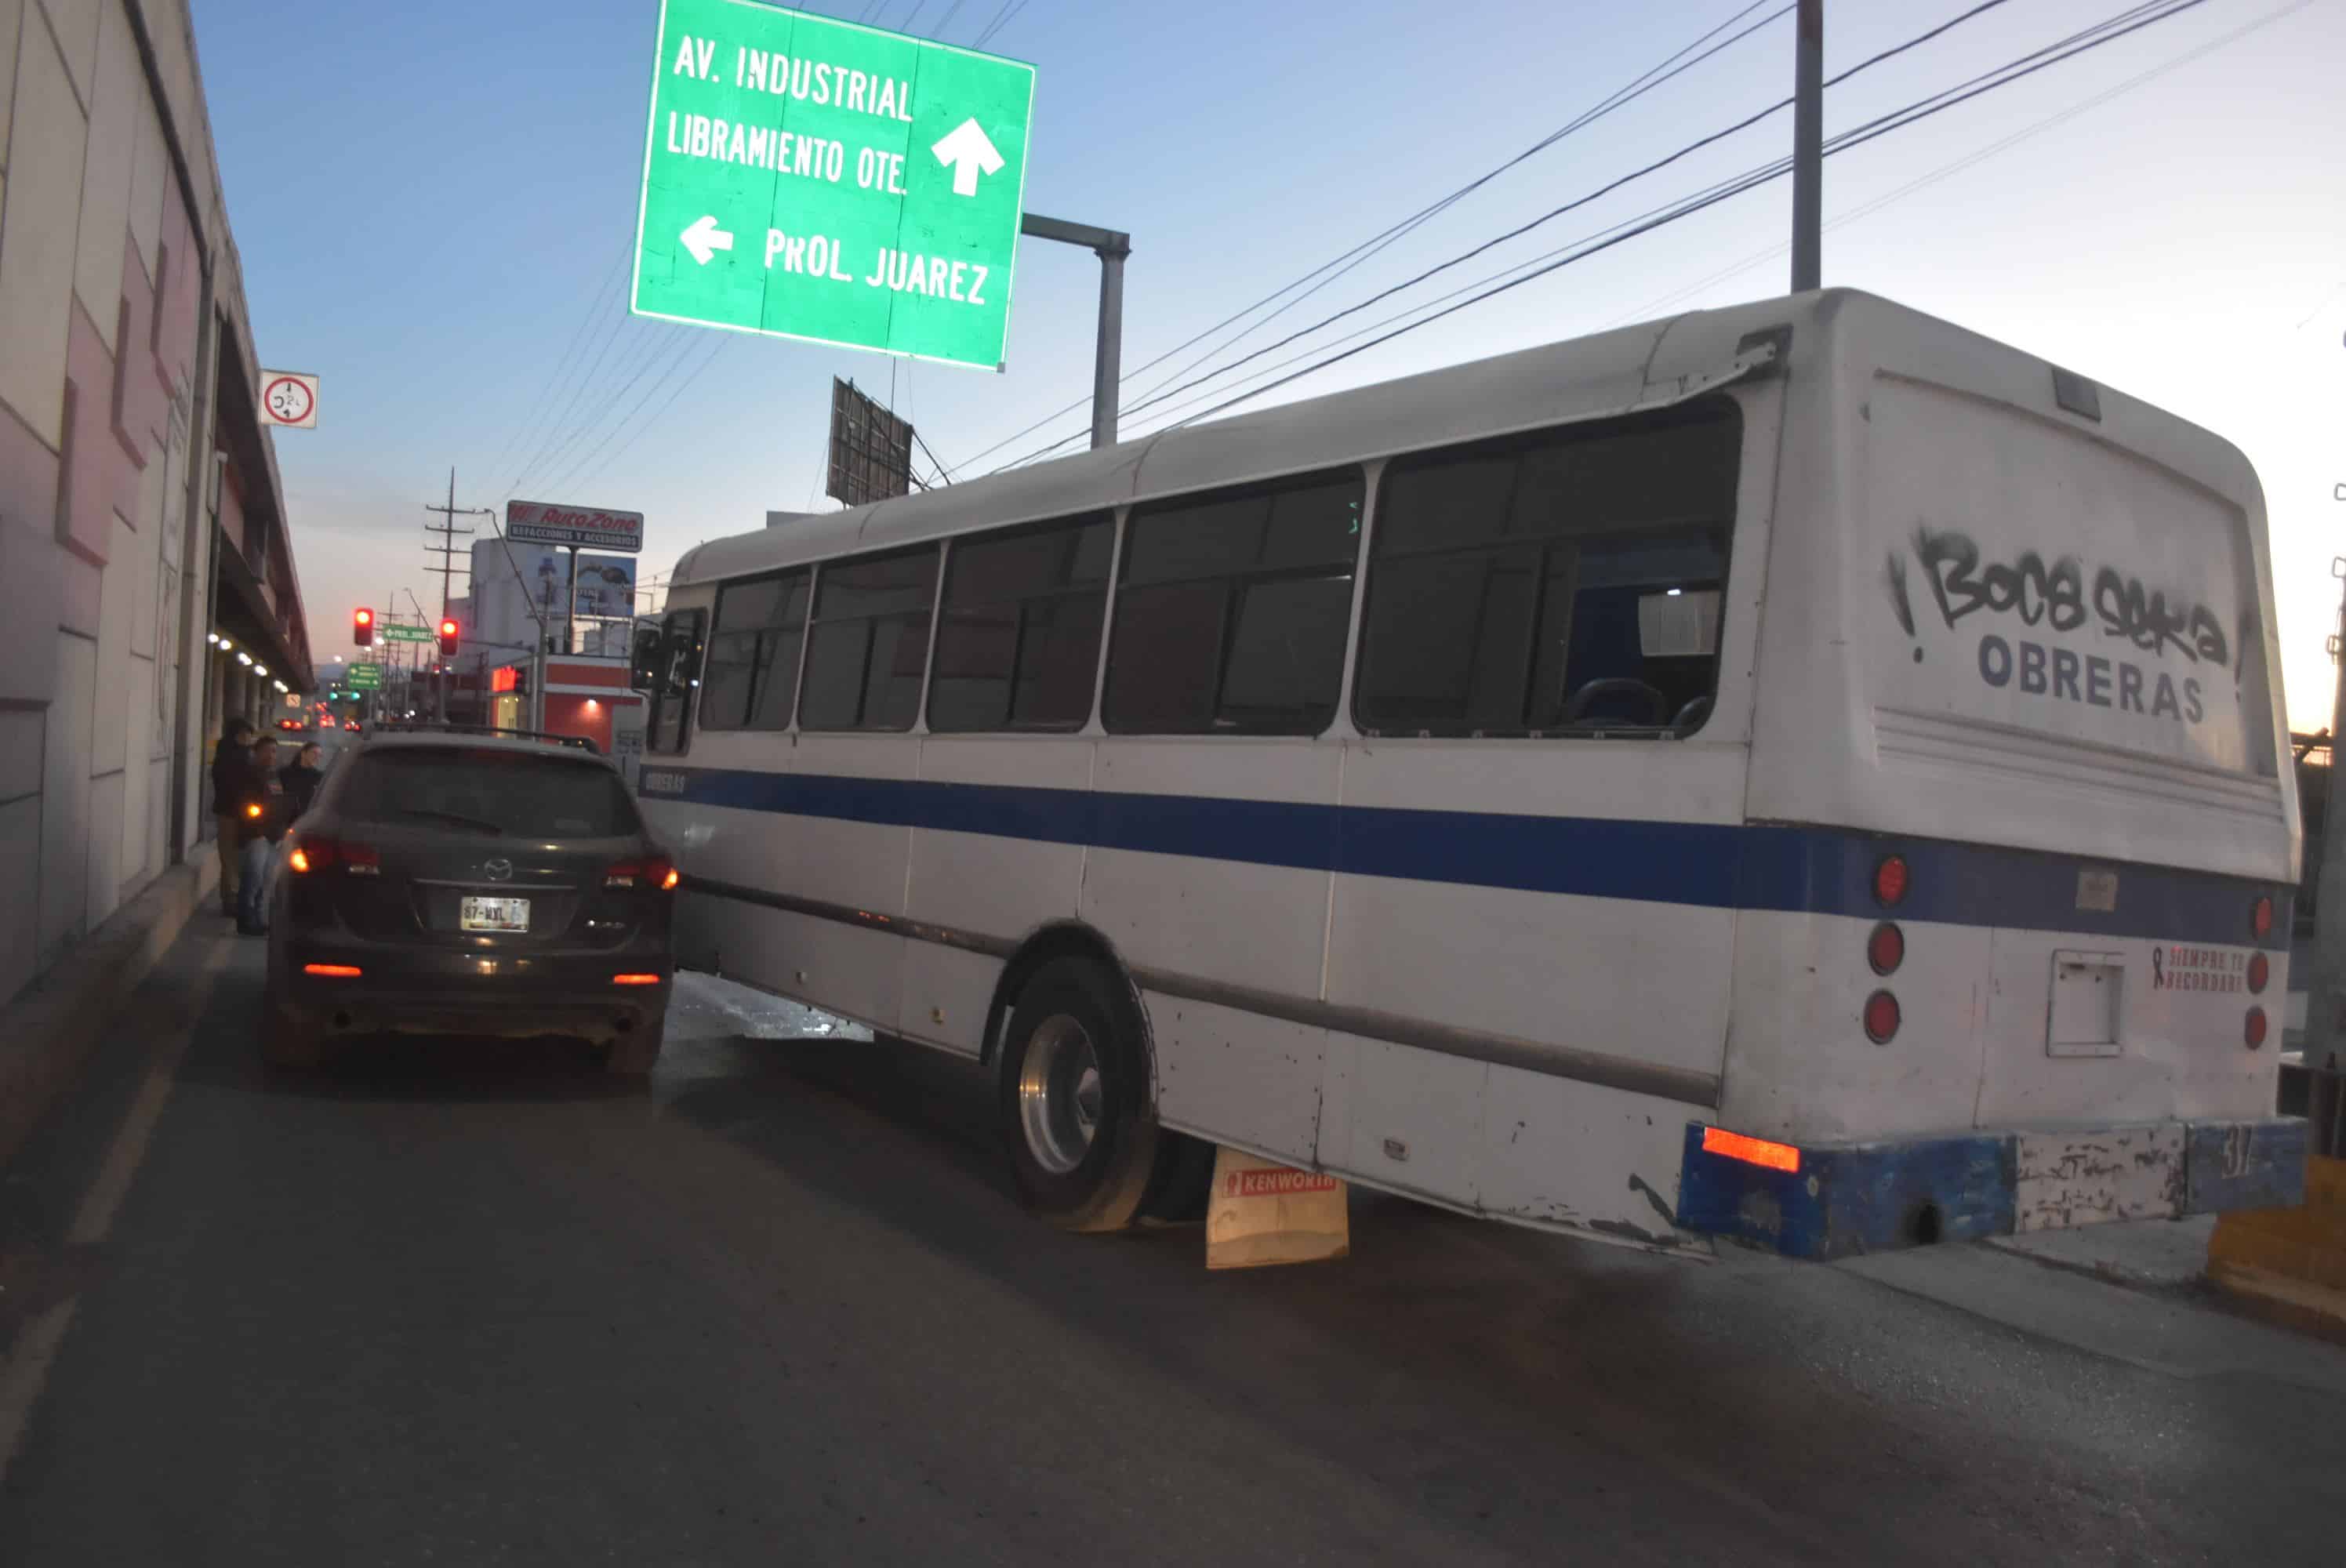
2 924 2344 1566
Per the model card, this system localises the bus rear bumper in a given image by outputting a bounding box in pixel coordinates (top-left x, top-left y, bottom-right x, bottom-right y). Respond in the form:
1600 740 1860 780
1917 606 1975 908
1676 1116 2308 1261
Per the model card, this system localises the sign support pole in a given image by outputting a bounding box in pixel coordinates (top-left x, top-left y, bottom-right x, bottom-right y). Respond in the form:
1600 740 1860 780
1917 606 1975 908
1790 0 1822 293
1020 213 1131 449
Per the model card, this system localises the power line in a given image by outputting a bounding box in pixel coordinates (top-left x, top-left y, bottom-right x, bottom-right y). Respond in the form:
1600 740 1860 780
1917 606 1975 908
997 0 2182 471
1115 0 1796 418
942 0 1796 477
972 0 1026 49
530 329 704 501
1607 0 2313 328
481 240 631 486
1130 0 2219 445
501 277 644 497
1003 0 2216 468
559 336 733 498
510 321 691 499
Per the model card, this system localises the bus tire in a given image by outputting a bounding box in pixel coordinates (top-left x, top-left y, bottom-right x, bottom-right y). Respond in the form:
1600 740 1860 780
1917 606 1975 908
997 958 1160 1233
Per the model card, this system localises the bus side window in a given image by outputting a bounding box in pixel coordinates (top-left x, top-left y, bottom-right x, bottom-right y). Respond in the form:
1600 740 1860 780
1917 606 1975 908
1102 469 1363 735
929 513 1113 732
798 545 942 732
1353 398 1741 738
645 608 705 756
701 569 812 732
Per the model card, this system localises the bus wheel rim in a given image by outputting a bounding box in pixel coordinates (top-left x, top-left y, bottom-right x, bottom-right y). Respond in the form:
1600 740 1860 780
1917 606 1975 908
1019 1014 1102 1175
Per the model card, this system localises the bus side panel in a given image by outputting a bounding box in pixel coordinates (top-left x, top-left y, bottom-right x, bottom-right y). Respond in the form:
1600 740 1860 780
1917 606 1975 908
1149 996 1325 1170
1081 739 1342 1005
1325 741 1748 1085
1314 1032 1703 1247
901 735 1098 1054
785 733 920 1026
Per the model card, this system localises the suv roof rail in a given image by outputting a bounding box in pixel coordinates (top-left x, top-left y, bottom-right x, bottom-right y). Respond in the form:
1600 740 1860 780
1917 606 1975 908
362 721 602 755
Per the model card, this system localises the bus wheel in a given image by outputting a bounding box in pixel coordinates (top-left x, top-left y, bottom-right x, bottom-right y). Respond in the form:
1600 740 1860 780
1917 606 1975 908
998 958 1160 1232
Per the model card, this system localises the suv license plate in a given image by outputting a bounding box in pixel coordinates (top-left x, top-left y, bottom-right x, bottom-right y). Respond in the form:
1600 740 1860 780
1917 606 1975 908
460 895 530 932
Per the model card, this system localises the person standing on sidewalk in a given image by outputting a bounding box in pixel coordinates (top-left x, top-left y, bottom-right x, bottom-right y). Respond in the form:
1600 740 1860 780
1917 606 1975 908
281 741 325 821
210 719 257 916
234 738 288 936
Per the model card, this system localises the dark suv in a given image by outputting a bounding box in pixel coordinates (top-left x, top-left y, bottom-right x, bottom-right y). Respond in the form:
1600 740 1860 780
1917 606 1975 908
262 727 677 1074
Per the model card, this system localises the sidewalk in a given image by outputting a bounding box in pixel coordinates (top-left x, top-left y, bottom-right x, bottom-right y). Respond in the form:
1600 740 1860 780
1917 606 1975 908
0 857 218 1174
1987 1215 2216 1290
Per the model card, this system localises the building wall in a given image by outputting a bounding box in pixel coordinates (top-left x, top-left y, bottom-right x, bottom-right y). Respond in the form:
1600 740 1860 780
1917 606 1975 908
0 0 291 1000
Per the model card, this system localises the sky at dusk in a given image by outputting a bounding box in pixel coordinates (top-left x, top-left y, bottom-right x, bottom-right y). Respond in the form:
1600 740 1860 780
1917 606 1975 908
189 0 2346 725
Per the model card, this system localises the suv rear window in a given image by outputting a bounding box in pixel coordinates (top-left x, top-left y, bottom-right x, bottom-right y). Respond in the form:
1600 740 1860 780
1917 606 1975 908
336 748 640 838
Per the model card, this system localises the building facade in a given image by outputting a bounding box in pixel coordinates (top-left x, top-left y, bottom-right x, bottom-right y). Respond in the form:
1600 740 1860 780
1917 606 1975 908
0 0 311 1001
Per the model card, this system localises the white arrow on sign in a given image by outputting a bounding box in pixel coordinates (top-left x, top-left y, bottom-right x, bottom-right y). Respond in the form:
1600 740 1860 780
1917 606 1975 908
931 118 1004 198
681 214 735 266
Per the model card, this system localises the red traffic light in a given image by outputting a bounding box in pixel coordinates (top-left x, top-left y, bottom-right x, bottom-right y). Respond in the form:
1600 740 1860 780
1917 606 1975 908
437 618 460 656
353 607 374 648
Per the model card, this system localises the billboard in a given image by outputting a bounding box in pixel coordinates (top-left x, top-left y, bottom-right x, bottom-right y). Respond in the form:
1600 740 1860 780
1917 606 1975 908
573 554 638 619
826 377 914 509
507 499 645 552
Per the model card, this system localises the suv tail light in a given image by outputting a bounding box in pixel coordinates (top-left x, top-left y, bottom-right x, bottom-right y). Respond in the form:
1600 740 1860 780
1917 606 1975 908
288 834 381 876
605 856 678 891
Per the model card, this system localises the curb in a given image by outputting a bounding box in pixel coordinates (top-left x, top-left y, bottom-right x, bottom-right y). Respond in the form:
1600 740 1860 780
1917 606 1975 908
0 855 218 1174
2206 1155 2346 1346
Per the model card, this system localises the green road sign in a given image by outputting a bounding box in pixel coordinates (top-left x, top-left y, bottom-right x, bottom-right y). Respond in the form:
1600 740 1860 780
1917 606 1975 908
347 663 383 689
380 624 434 644
631 0 1036 368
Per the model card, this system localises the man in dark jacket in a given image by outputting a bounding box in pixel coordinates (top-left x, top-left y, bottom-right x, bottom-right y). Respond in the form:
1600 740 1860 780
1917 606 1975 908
281 741 325 820
212 720 257 915
235 738 289 935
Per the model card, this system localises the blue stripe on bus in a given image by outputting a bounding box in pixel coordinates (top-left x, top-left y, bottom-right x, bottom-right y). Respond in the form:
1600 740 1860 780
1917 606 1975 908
641 766 2288 949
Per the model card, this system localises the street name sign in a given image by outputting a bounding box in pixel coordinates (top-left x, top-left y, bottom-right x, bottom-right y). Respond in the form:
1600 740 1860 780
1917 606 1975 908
631 0 1037 368
347 663 383 689
507 500 646 553
380 624 435 644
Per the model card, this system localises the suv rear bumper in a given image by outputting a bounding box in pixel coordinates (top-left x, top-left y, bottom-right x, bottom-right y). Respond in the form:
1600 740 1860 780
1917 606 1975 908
1677 1116 2307 1260
274 942 670 1047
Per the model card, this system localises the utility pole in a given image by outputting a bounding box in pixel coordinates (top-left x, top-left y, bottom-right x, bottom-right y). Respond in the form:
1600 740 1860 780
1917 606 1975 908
1791 0 1823 293
423 469 492 722
1020 213 1130 448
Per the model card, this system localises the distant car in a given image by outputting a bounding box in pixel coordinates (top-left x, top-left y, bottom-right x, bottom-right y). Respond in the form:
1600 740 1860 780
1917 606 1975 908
276 717 309 732
343 720 362 733
261 726 677 1076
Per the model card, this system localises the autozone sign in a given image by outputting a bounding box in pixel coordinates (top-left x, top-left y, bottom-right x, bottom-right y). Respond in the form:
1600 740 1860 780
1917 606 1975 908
507 499 645 553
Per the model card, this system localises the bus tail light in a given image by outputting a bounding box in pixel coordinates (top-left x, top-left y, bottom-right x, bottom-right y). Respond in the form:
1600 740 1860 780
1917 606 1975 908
2245 1007 2268 1050
2247 953 2269 994
1864 989 1901 1044
1701 1125 1801 1174
2251 895 2274 941
1873 855 1908 909
1867 922 1905 975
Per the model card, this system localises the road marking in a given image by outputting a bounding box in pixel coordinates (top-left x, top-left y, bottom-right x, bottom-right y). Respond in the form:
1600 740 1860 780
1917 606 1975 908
0 940 233 1483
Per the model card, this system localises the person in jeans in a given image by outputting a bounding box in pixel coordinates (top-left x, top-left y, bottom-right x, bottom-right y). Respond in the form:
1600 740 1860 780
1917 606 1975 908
235 738 288 935
211 720 257 915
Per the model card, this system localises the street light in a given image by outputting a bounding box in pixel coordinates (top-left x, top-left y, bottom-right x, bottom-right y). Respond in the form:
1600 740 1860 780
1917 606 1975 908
236 652 252 666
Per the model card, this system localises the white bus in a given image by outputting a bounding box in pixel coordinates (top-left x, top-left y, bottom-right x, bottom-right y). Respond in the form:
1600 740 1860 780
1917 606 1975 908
634 289 2304 1258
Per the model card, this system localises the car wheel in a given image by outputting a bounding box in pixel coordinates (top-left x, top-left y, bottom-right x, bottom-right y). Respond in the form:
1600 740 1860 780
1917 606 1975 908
998 958 1160 1233
605 1015 666 1079
260 997 324 1070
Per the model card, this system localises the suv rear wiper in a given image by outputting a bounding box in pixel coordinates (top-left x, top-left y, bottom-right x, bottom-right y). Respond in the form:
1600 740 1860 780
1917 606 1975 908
392 808 506 835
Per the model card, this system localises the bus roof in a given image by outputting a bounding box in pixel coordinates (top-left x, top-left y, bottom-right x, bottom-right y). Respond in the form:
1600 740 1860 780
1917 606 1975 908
672 289 2254 589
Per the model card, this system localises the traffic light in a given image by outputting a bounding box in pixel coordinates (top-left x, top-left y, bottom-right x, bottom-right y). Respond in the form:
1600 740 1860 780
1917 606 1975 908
438 618 459 658
354 607 374 648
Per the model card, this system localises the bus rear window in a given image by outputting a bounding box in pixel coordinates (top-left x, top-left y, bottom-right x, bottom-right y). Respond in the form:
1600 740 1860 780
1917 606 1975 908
1354 399 1741 737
